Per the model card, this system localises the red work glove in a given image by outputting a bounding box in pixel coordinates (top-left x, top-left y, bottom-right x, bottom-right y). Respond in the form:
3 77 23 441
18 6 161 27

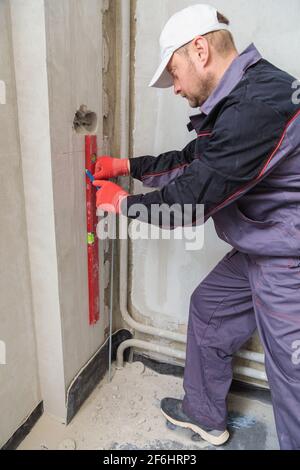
93 180 128 214
94 156 129 180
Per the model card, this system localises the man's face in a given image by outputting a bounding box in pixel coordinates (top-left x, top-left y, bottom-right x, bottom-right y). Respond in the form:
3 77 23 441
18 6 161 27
167 48 216 108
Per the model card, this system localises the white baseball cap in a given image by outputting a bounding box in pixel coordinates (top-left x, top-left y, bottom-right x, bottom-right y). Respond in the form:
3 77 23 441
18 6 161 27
149 4 231 88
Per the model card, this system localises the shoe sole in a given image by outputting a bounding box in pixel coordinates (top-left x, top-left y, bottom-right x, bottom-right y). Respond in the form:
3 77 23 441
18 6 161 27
161 409 230 446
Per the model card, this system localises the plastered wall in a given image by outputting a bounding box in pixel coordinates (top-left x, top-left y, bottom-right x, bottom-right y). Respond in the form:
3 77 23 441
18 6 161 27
44 0 107 390
1 0 109 438
0 0 41 447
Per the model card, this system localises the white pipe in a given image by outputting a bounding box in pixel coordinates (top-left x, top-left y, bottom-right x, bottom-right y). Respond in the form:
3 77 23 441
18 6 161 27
116 339 185 369
235 350 265 365
234 366 268 383
117 339 268 383
117 0 267 386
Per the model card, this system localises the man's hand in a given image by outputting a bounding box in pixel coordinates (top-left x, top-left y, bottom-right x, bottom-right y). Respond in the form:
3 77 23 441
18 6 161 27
94 156 129 180
93 180 128 214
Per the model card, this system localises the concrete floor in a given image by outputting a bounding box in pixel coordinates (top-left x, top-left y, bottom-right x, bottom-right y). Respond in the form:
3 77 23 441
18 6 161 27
18 362 279 450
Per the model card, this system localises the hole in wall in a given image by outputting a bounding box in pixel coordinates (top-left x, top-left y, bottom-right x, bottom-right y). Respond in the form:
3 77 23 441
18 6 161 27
73 105 98 134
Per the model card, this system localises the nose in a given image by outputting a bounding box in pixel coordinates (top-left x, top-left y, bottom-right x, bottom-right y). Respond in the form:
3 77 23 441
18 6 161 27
174 83 181 95
172 77 181 95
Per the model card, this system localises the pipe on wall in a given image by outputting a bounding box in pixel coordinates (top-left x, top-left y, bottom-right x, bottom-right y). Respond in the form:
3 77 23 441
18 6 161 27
235 349 265 365
117 0 267 387
117 339 186 368
116 339 268 383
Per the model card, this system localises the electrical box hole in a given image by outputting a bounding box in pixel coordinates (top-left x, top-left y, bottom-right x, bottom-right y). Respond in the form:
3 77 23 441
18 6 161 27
73 105 98 135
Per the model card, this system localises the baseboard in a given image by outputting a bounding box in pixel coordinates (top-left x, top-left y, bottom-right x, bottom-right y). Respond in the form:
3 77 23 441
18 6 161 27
66 329 132 424
133 352 184 377
2 402 43 450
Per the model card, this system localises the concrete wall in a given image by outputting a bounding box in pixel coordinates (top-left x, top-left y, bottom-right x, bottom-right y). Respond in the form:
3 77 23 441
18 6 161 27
44 0 107 391
14 0 107 420
130 0 300 353
0 0 41 447
1 0 108 438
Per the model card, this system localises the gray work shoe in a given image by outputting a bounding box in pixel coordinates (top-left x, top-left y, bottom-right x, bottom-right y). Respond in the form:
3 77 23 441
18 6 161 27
161 398 229 446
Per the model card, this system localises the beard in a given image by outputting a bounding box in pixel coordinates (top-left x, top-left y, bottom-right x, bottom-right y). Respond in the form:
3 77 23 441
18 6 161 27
186 61 217 108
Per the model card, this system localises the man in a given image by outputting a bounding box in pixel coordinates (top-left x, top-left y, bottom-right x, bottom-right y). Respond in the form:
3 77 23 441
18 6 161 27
93 4 300 449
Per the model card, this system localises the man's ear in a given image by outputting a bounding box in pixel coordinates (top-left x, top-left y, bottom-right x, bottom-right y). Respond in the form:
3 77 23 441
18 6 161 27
192 36 210 65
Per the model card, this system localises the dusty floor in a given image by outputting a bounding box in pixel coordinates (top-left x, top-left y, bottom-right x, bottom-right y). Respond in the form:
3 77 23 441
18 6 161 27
18 362 279 450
